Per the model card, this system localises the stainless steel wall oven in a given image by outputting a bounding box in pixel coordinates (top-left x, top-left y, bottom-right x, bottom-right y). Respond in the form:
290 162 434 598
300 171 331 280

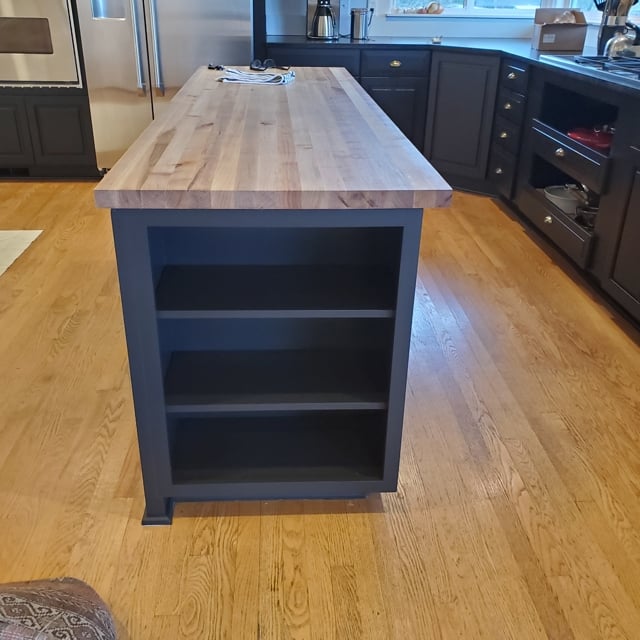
0 0 81 86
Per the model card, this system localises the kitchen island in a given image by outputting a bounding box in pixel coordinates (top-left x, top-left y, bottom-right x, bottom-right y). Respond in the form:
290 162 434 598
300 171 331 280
95 66 451 524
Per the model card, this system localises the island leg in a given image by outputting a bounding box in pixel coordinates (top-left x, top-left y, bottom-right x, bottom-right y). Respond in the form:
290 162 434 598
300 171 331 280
142 497 174 526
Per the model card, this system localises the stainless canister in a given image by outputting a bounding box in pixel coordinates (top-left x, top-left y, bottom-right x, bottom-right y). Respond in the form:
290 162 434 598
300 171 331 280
350 8 372 40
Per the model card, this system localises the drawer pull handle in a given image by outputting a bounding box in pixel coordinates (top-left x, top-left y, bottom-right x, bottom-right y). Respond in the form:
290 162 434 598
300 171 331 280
554 147 566 158
495 167 503 175
389 60 402 68
507 72 517 80
504 102 513 110
500 131 508 139
544 215 553 224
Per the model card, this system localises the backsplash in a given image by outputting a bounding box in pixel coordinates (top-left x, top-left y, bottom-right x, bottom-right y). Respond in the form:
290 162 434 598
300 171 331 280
265 0 601 44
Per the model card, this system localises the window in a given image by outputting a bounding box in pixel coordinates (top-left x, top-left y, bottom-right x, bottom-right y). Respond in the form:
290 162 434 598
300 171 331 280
390 0 633 15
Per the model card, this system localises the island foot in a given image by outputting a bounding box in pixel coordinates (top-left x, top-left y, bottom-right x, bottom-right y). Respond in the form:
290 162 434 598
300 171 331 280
142 498 174 525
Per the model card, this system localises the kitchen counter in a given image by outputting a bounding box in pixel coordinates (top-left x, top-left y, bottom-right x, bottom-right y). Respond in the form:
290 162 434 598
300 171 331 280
95 66 450 524
267 35 541 55
266 36 640 96
95 66 450 210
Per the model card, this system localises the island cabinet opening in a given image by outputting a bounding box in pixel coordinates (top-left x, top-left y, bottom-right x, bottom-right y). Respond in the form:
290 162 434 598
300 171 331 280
149 224 400 494
148 226 402 317
167 411 387 486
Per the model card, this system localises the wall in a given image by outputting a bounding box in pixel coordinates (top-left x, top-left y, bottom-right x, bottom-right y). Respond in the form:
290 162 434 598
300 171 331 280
265 0 602 46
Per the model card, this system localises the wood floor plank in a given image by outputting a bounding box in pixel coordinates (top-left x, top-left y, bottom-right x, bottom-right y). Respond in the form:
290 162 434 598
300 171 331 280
1 184 640 639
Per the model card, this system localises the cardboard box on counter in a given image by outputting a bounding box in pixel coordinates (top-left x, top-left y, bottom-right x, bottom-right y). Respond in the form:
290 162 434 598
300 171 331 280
531 9 587 52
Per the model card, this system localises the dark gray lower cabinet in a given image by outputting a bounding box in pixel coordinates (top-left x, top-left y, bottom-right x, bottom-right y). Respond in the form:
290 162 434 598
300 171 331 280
0 92 98 177
25 95 96 168
0 96 34 167
598 144 640 321
112 209 422 524
265 45 361 77
424 51 499 191
360 77 427 150
265 45 429 150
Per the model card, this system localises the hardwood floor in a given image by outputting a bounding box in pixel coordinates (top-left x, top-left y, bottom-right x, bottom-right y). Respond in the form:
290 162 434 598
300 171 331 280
0 182 639 639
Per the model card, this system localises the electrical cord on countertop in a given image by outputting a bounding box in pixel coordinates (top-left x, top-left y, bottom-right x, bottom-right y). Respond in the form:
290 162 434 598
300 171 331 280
209 67 295 85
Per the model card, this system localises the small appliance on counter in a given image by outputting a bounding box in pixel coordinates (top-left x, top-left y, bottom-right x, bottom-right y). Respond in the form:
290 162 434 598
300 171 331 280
350 7 374 40
308 0 339 40
602 23 640 56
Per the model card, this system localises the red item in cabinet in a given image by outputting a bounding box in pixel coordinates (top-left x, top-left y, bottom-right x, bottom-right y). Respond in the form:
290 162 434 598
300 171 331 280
566 127 613 152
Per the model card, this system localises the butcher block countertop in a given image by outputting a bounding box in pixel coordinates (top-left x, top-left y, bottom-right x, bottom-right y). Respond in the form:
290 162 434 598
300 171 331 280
94 66 451 211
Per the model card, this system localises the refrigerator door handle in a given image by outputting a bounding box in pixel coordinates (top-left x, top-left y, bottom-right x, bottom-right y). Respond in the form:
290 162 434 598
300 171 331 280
130 0 147 94
148 0 165 96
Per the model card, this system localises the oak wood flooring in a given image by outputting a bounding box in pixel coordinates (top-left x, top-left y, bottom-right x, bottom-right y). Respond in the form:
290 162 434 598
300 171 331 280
0 182 639 639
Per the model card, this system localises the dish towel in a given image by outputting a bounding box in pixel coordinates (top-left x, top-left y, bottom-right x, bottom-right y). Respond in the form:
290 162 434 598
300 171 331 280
219 68 296 85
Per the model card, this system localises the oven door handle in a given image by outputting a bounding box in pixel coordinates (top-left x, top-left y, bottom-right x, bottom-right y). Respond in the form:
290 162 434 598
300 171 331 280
148 0 165 96
130 0 147 94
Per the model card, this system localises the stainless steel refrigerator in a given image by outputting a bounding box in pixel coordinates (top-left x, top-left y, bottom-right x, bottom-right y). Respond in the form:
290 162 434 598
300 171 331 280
76 0 252 169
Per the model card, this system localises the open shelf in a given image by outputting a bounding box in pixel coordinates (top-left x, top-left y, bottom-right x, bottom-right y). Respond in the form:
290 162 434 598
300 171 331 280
169 412 386 485
538 84 618 147
155 264 396 318
533 188 594 237
163 349 390 412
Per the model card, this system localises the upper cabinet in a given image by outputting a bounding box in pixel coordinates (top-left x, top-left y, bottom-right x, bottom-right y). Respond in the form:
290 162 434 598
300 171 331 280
424 51 500 193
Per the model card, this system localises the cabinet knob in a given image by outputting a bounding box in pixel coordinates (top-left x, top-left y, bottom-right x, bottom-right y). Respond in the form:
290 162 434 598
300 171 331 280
389 60 402 68
544 215 553 224
507 72 517 80
500 131 508 139
504 102 513 110
554 147 566 158
495 167 503 175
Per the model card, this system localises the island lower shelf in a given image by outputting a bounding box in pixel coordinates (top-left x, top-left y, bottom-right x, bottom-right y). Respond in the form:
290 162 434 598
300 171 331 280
169 411 387 486
111 207 422 524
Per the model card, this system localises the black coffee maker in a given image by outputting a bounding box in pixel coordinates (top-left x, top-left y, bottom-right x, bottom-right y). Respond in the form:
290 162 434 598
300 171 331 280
308 0 338 40
596 0 639 54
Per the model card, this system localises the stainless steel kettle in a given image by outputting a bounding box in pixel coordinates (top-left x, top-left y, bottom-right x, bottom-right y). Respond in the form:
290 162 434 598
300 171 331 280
605 29 635 56
604 22 640 56
309 0 338 40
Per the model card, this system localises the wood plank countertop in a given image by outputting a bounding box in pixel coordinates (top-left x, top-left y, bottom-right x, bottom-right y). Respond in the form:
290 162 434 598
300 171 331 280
94 66 452 210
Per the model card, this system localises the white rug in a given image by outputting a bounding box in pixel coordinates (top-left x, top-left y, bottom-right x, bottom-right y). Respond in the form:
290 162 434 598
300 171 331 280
0 230 42 278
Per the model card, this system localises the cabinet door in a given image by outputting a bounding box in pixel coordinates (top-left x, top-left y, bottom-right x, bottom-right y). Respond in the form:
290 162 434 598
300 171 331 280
360 77 427 151
424 51 499 186
25 95 96 167
600 145 640 321
0 96 34 167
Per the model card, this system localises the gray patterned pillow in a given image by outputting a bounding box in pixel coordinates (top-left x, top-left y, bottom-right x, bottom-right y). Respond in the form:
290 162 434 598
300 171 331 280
0 577 116 639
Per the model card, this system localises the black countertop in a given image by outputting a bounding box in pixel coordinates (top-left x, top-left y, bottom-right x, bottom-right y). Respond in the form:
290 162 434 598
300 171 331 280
266 36 640 96
267 35 543 56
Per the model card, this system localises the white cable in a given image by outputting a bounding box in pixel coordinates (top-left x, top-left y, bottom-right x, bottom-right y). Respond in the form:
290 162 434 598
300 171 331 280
219 68 296 85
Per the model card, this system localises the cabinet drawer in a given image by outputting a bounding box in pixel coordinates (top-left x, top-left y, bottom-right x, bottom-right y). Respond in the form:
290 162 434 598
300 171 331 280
517 187 593 268
493 116 521 155
501 62 528 94
266 46 360 77
496 87 525 124
489 147 516 199
361 50 429 77
531 121 609 193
